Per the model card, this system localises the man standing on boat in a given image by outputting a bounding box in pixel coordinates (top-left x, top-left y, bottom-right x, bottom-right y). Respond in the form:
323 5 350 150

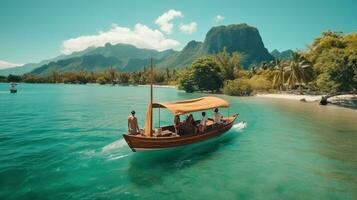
128 111 140 135
199 112 207 133
213 108 223 124
174 115 181 135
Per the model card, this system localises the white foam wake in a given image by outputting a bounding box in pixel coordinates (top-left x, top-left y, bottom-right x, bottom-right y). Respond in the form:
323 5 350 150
107 154 129 161
232 121 247 131
102 139 127 153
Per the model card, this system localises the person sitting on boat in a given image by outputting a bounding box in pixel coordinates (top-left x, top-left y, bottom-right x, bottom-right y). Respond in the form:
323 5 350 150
128 110 140 135
188 114 196 126
213 108 224 124
174 115 181 135
198 112 207 133
184 114 197 134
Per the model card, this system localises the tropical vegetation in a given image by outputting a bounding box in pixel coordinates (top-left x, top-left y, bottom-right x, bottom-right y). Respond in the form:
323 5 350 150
177 31 357 96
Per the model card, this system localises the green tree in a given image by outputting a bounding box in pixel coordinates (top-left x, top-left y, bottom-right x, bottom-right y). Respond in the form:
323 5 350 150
7 74 22 82
154 71 165 84
177 69 195 93
272 59 286 91
105 66 117 85
96 76 106 85
249 64 258 78
85 71 97 83
215 47 242 80
0 75 7 82
285 52 312 91
306 31 357 93
130 72 141 84
191 57 223 92
118 72 130 84
50 70 61 83
223 79 252 96
165 68 171 81
77 68 88 84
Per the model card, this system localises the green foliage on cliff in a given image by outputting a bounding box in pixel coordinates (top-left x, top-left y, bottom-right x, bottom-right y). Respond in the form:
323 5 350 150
306 31 357 93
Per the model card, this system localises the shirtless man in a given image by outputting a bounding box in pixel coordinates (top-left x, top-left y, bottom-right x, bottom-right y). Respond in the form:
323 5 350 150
128 110 140 134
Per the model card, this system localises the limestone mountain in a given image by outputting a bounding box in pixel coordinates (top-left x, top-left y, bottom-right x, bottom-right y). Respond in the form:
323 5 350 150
31 55 123 75
157 40 203 69
201 24 274 67
158 23 274 69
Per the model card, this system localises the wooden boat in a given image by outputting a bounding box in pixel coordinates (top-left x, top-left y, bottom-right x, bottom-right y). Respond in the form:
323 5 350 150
10 83 17 93
123 60 238 152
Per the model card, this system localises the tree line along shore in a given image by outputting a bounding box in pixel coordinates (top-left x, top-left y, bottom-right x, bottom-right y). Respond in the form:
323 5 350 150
1 31 356 98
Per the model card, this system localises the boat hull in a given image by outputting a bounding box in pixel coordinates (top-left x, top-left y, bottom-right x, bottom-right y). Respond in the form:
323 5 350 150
123 115 237 152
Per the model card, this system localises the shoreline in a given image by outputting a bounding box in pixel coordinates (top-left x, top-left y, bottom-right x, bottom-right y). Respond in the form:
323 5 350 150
255 93 322 102
255 93 357 109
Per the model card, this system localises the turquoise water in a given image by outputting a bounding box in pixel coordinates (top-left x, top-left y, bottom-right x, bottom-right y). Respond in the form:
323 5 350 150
1 83 357 200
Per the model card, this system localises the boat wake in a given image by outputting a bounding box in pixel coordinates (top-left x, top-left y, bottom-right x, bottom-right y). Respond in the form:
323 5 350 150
232 121 247 132
107 154 129 161
102 138 127 153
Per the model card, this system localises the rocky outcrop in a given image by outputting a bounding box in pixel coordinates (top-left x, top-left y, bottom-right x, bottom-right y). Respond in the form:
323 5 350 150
201 24 274 67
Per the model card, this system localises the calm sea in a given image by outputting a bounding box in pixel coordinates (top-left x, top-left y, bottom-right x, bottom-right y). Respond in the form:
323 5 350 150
0 83 356 200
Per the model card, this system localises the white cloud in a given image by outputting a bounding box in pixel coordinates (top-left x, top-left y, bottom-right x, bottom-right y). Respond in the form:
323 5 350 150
179 22 197 34
0 60 23 70
155 9 183 34
61 23 180 54
214 15 225 22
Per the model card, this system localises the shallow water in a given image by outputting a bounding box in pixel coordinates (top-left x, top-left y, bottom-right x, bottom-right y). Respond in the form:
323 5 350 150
0 83 356 200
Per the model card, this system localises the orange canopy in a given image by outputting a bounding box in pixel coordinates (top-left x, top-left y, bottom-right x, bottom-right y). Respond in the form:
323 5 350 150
152 96 229 115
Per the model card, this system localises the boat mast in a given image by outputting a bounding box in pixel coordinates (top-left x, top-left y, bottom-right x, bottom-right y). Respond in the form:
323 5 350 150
149 57 153 137
144 58 154 137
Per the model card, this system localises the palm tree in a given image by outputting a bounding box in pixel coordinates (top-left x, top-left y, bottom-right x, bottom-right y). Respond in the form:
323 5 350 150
50 70 61 83
249 64 258 78
285 52 312 92
215 47 242 80
77 68 87 84
272 59 285 91
106 66 117 85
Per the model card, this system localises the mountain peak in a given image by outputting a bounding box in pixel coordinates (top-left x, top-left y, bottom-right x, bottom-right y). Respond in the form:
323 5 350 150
183 40 203 50
270 49 294 60
202 23 273 67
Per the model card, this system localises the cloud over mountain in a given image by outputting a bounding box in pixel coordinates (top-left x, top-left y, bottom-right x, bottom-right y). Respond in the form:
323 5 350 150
61 23 180 54
0 60 23 70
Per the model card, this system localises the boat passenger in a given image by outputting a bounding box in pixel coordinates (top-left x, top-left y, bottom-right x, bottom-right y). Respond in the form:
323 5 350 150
198 112 207 133
128 110 140 135
213 108 223 124
185 114 197 134
188 114 196 126
174 115 181 135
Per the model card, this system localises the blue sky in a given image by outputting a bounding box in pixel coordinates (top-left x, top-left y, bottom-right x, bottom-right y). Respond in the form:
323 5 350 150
0 0 356 67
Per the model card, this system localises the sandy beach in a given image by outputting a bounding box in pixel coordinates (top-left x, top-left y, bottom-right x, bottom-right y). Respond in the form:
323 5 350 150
256 93 322 102
137 84 177 89
256 93 357 108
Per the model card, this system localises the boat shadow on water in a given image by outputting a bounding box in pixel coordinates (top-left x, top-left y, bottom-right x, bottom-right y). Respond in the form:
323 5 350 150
127 131 239 186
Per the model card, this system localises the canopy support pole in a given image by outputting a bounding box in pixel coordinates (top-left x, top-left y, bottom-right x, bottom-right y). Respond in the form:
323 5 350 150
159 107 161 127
